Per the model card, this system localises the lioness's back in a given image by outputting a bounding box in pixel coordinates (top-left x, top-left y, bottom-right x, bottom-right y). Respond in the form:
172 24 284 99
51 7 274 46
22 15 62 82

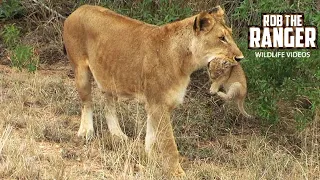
63 5 156 61
65 5 149 29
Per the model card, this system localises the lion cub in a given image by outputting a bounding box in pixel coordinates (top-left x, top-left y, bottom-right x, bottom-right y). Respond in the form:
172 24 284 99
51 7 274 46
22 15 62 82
208 59 251 118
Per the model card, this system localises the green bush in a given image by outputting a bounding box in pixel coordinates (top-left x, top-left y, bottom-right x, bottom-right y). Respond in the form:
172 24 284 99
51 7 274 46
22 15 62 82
233 0 319 36
240 44 319 125
2 24 20 48
11 45 38 72
233 0 319 127
75 0 192 25
0 0 24 20
241 45 319 124
1 24 38 72
118 0 192 25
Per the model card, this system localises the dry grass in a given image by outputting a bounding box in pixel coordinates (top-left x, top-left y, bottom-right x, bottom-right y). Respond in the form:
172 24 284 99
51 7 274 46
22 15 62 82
0 65 319 179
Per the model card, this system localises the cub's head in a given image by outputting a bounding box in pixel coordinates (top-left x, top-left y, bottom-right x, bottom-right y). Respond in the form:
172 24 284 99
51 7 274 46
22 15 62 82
191 6 243 67
208 58 238 80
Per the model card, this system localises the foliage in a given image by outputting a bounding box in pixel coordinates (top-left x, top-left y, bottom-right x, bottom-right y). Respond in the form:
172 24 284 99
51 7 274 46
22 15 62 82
239 42 319 126
232 0 319 127
232 0 320 35
0 0 24 20
118 0 193 25
75 0 193 25
1 24 38 72
1 24 20 48
10 45 39 72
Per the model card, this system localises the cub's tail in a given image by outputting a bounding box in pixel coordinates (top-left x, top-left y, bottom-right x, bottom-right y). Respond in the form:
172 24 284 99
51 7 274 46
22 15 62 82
236 98 252 118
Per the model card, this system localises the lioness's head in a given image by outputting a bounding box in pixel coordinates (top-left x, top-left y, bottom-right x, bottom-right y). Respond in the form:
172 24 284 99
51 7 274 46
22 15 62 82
191 6 243 67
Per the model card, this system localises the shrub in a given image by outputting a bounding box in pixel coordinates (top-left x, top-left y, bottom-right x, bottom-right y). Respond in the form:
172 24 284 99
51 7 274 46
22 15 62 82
10 45 39 72
1 24 20 48
0 0 24 20
232 0 319 37
75 0 193 25
120 0 193 25
239 40 319 125
242 53 319 126
1 24 38 72
232 0 319 127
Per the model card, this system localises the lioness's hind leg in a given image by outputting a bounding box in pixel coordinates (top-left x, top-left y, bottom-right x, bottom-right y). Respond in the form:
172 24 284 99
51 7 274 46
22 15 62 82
75 63 94 140
105 96 128 141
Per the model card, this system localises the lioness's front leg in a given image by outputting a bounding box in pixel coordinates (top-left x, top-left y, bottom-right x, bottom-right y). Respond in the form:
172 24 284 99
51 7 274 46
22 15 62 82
105 96 128 141
145 104 185 176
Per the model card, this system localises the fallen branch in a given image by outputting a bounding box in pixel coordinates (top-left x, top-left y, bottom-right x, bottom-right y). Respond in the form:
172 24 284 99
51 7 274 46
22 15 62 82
31 0 66 20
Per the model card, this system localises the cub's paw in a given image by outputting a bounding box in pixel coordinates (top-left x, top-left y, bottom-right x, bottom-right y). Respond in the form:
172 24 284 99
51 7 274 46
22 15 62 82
244 114 253 119
209 88 218 95
217 92 231 101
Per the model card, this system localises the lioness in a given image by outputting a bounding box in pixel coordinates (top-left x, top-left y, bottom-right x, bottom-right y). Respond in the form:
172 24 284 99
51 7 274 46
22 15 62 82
63 5 243 176
208 59 251 118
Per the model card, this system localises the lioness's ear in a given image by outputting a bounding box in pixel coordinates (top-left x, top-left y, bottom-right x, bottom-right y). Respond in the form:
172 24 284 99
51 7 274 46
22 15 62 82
209 5 225 20
193 12 215 35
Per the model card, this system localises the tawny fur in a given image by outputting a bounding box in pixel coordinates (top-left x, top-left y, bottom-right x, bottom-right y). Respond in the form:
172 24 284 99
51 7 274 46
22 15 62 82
209 59 251 118
63 5 243 176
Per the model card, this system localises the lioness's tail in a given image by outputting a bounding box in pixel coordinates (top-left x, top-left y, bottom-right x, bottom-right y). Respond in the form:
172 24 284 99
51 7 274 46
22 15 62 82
236 98 252 118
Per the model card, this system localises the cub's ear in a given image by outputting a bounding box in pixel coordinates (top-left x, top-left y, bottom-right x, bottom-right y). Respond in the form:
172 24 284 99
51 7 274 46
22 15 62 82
193 12 215 35
209 5 225 20
220 59 237 69
220 60 230 68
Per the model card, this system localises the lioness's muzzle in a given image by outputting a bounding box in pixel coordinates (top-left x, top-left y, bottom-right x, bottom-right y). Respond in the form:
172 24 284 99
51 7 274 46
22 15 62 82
234 55 244 62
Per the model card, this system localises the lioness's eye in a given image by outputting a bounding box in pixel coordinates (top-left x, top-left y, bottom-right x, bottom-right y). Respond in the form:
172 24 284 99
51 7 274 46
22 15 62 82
219 36 227 42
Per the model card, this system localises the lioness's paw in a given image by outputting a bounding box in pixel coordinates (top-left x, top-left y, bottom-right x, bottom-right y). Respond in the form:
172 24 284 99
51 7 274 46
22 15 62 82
77 127 94 141
111 132 128 142
171 165 186 177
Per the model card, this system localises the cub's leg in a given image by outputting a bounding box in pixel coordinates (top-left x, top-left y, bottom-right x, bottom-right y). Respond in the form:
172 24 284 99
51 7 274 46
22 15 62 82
217 82 241 101
105 95 128 140
145 104 185 176
236 97 252 118
209 82 220 94
75 63 94 140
